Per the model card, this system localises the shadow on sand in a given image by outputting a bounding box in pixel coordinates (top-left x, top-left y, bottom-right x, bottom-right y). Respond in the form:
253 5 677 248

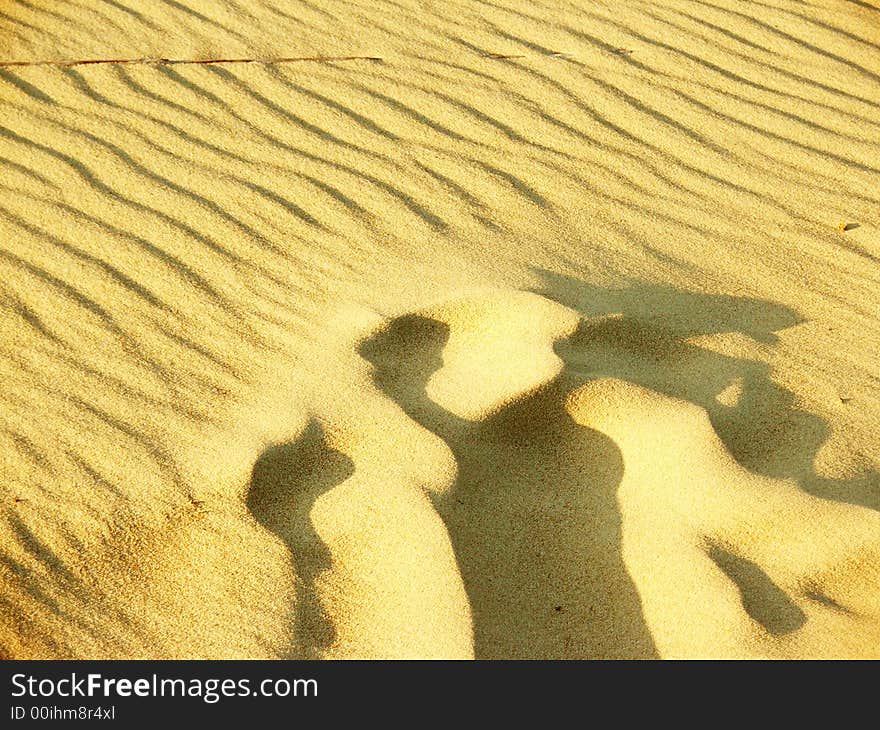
536 269 878 513
358 272 877 656
359 314 656 658
246 420 354 658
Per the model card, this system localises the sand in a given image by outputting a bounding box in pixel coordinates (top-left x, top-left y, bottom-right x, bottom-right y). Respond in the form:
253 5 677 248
0 0 878 659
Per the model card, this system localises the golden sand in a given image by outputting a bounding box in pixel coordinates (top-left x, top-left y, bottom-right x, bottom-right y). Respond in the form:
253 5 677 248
0 0 878 659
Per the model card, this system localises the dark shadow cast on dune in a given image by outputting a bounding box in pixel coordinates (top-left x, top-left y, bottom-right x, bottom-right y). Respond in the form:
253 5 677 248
359 315 658 659
534 269 879 513
705 541 806 635
357 272 877 657
246 420 354 659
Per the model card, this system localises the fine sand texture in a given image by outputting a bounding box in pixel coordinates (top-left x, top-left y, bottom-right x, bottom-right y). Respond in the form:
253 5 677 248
1 0 879 659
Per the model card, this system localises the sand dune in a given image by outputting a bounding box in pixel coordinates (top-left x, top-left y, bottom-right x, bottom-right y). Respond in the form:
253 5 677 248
0 1 878 658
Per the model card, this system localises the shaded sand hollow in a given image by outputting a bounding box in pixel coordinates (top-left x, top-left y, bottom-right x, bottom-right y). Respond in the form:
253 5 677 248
1 0 879 659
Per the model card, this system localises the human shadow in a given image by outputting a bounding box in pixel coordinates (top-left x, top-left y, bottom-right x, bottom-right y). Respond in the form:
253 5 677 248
246 420 354 658
535 269 879 512
358 274 878 657
359 315 658 658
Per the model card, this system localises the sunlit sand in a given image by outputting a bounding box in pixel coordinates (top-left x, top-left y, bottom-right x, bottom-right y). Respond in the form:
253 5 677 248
1 0 878 658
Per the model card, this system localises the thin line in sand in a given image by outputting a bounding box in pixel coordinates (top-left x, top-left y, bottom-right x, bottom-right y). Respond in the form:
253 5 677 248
0 55 385 68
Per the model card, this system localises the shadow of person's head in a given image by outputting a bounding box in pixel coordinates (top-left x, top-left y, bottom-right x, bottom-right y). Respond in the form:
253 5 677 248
359 314 451 421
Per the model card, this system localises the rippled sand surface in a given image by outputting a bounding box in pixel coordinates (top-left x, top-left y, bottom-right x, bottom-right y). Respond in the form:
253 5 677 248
1 0 878 658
